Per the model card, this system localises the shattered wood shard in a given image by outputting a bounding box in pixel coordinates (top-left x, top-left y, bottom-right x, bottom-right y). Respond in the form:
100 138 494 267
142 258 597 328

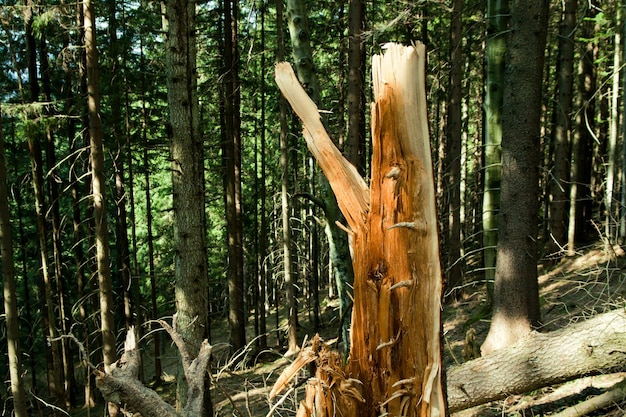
274 42 446 417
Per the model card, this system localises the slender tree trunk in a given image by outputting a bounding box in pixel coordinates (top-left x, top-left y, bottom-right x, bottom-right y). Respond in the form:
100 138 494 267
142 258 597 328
346 0 366 173
606 5 621 244
548 0 577 257
257 0 268 349
109 0 134 330
481 0 548 355
568 3 597 254
165 0 212 412
0 107 29 417
221 0 246 354
445 0 464 300
84 0 119 414
621 1 626 242
75 1 97 405
40 31 77 409
274 0 298 354
285 0 355 352
23 0 66 403
11 162 38 394
482 0 508 298
142 71 161 380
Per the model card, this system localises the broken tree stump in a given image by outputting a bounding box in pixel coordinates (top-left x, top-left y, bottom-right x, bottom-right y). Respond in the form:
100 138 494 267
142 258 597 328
274 42 446 417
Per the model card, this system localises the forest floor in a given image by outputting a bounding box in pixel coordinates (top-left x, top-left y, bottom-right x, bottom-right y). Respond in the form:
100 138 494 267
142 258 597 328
71 242 626 417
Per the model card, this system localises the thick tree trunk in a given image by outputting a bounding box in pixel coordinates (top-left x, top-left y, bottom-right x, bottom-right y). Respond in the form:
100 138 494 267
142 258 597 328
447 309 626 412
481 0 548 355
274 42 446 417
165 0 212 413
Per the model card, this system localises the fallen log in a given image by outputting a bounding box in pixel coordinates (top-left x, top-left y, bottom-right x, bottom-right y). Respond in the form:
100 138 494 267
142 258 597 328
446 309 626 412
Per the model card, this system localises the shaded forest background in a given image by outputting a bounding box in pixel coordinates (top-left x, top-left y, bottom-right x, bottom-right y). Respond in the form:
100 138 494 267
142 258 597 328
0 0 625 415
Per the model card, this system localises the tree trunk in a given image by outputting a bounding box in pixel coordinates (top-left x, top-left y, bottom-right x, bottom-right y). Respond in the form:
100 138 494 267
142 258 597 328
23 0 66 403
447 309 626 412
285 0 356 352
605 5 621 244
84 0 119 415
548 0 577 257
257 2 268 349
221 0 246 354
40 31 77 409
444 0 464 300
482 0 508 297
568 3 597 253
165 0 211 412
346 0 366 173
0 107 29 417
274 0 298 354
481 0 548 355
274 42 446 417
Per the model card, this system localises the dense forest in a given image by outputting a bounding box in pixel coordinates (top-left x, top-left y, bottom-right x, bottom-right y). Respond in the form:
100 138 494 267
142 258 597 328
0 0 625 415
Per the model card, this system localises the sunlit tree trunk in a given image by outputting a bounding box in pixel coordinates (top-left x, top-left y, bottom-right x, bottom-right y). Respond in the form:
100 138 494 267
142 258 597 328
606 5 622 244
165 0 212 412
0 107 29 417
84 0 119 414
275 0 298 354
482 0 508 298
257 1 268 349
273 43 447 417
481 0 548 355
621 1 626 242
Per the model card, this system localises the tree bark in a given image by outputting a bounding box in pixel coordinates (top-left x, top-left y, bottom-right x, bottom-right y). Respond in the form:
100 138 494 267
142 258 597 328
274 42 446 417
481 0 548 355
447 309 626 412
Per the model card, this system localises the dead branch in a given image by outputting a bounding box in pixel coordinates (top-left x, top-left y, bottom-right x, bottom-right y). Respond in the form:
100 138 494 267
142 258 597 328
550 378 626 417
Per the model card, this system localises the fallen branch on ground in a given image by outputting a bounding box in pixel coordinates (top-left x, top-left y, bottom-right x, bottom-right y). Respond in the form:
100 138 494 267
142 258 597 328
550 378 626 417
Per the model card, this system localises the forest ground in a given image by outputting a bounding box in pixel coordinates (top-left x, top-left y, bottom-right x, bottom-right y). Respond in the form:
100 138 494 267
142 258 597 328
72 242 626 417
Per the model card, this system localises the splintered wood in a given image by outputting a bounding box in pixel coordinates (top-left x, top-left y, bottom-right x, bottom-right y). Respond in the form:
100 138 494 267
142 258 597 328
273 43 446 417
